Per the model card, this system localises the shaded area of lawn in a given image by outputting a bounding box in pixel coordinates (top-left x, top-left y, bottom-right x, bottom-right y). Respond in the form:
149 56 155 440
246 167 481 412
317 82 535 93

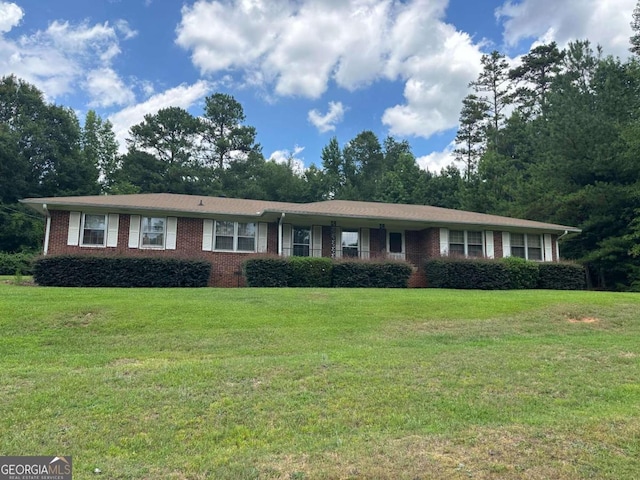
1 286 639 479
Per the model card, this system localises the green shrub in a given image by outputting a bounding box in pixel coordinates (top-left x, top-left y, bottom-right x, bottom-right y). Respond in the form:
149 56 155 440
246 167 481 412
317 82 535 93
243 257 290 287
0 252 36 275
288 257 333 287
537 262 586 290
243 257 412 288
501 256 539 289
332 260 413 288
33 256 211 287
424 258 510 290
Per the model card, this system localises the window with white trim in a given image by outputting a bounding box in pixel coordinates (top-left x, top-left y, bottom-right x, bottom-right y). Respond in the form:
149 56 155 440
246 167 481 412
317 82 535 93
214 221 256 252
467 231 484 257
449 230 484 258
511 233 543 260
141 217 165 248
293 227 311 257
388 232 403 254
342 230 359 258
81 214 107 246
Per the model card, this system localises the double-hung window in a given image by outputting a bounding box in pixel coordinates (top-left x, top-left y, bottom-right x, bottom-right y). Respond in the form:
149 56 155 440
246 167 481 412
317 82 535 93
467 231 484 257
449 230 484 258
141 217 165 247
214 221 256 252
341 230 359 258
293 227 311 257
449 230 465 256
511 233 542 260
81 214 107 246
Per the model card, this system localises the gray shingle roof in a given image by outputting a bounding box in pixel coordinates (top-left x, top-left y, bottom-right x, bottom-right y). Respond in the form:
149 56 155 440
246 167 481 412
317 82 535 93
20 193 580 233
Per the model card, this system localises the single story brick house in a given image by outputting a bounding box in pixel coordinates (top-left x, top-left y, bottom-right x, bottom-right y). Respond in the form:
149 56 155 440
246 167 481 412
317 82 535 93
20 193 580 287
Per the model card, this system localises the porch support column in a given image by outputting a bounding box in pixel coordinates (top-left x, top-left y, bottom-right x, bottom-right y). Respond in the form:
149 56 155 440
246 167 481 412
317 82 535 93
330 221 337 259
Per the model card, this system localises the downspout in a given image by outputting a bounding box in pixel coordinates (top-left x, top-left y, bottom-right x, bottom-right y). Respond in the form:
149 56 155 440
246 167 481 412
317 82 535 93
555 230 569 262
42 204 51 255
278 213 285 256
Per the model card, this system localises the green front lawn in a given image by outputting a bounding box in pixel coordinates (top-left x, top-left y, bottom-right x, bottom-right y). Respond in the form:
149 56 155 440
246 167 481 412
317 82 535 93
1 285 639 479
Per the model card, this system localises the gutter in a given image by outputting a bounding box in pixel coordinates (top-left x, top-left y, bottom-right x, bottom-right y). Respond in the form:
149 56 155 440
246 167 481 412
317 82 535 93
555 230 569 262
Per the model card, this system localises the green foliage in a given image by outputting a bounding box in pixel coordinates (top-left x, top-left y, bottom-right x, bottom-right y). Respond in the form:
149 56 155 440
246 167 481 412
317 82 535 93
0 75 99 200
424 258 510 290
454 94 488 179
0 203 44 252
0 251 35 275
630 0 640 56
33 256 211 287
202 93 258 170
537 262 586 290
83 110 119 193
287 257 333 287
426 257 586 291
243 257 411 288
501 256 539 289
243 257 290 287
331 260 413 288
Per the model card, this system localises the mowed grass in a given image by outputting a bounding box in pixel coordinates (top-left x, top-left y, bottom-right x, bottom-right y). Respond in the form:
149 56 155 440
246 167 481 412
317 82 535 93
1 281 639 479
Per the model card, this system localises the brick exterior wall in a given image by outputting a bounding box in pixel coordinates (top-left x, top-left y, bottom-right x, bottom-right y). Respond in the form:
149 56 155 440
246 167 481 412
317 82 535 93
46 211 563 288
47 211 282 287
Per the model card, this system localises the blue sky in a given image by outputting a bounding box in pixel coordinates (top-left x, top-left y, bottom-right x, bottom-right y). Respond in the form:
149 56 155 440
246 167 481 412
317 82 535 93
0 0 636 173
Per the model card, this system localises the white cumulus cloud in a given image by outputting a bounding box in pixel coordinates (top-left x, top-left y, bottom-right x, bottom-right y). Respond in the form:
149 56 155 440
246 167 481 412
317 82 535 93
269 145 306 175
176 0 483 141
0 1 22 33
0 14 135 104
308 101 346 133
85 68 136 108
416 141 456 173
107 80 212 153
497 0 635 58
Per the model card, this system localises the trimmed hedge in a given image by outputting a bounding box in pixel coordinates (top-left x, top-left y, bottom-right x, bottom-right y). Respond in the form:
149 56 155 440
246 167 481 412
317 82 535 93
501 256 539 289
288 257 333 287
424 258 510 290
425 257 586 290
332 260 413 288
33 256 211 287
537 262 586 290
243 257 412 288
0 252 36 275
243 257 290 287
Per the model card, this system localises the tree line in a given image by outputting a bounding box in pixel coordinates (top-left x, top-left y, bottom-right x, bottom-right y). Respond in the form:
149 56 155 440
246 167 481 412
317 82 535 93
0 75 465 254
3 2 640 289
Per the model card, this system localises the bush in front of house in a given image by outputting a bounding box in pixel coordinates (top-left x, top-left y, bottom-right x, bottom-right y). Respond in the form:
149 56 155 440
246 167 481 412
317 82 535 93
288 257 333 287
425 257 587 290
0 252 36 275
33 256 211 287
501 256 540 289
331 260 413 288
424 257 510 290
537 262 586 290
243 257 290 287
243 257 412 288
